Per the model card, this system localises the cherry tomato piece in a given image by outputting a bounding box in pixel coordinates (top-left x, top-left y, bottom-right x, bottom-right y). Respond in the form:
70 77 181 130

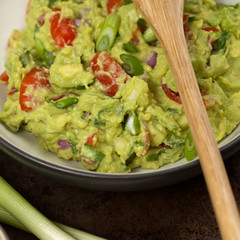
86 131 99 148
50 12 77 48
162 83 182 104
0 71 9 83
90 51 128 97
107 0 123 14
19 68 50 111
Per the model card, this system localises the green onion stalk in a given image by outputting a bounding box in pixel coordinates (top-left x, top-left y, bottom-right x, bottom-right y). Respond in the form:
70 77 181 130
0 176 106 240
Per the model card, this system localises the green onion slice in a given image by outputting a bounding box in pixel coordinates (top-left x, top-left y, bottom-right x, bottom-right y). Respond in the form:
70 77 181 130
0 177 106 240
96 14 120 52
184 131 196 161
123 42 138 53
143 27 157 43
213 30 231 51
125 113 140 135
120 54 144 76
54 97 79 109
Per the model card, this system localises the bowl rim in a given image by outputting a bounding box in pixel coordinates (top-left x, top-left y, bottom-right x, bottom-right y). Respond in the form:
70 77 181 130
1 127 240 181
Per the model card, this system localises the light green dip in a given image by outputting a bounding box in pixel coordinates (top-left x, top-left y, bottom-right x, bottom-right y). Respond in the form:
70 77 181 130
1 0 240 173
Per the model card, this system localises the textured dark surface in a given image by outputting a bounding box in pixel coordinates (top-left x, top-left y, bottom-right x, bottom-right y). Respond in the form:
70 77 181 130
0 149 240 240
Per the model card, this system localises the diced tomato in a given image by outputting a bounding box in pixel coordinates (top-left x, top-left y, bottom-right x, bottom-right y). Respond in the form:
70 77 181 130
162 82 214 110
50 11 77 48
201 93 216 110
0 71 9 83
202 27 220 47
107 0 123 14
37 12 46 26
8 87 18 96
162 83 182 104
19 68 50 111
132 25 139 44
183 14 190 36
90 51 128 97
86 131 99 148
202 27 219 32
160 143 171 149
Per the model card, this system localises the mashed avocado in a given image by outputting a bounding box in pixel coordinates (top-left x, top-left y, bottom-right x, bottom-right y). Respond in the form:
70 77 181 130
1 0 240 173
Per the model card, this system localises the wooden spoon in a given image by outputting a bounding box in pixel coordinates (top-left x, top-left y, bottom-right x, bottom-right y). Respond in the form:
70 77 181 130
132 0 240 239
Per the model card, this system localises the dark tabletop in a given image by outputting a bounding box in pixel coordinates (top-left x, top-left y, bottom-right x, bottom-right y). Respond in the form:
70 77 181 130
0 149 240 240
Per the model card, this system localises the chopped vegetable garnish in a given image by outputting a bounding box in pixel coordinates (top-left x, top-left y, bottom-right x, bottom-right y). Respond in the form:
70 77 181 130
123 42 138 53
0 71 9 83
125 113 140 135
96 14 120 52
53 97 79 109
184 131 196 161
35 38 55 66
120 54 144 76
213 30 231 51
143 27 157 43
123 0 133 4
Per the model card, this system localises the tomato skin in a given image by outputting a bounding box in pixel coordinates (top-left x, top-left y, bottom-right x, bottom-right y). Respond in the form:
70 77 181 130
50 12 77 48
202 27 219 32
19 68 50 111
86 132 99 148
107 0 123 14
90 51 127 97
162 83 182 104
0 71 9 83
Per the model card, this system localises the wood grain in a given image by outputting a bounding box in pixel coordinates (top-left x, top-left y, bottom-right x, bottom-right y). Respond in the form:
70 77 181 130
132 0 240 239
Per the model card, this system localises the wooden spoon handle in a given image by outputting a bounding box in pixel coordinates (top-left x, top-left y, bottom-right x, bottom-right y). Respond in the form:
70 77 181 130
132 0 240 239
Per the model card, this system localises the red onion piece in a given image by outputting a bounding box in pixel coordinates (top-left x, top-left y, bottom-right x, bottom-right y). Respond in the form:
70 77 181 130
58 140 72 149
145 51 158 68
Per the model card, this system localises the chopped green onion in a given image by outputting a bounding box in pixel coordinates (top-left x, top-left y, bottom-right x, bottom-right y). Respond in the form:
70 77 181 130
54 97 79 109
35 38 55 66
120 54 144 76
184 131 196 161
124 0 133 4
188 16 195 22
0 176 75 240
125 113 140 135
137 18 146 26
213 30 231 51
123 42 138 53
0 206 106 240
19 51 30 68
76 81 95 90
96 14 120 52
143 27 157 43
82 144 105 163
146 150 164 161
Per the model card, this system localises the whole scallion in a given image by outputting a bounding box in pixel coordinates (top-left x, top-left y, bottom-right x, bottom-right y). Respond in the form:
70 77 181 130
0 207 106 240
96 14 120 52
0 176 75 240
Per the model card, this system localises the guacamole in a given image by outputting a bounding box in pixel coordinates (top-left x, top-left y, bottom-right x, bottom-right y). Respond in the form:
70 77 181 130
1 0 240 173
